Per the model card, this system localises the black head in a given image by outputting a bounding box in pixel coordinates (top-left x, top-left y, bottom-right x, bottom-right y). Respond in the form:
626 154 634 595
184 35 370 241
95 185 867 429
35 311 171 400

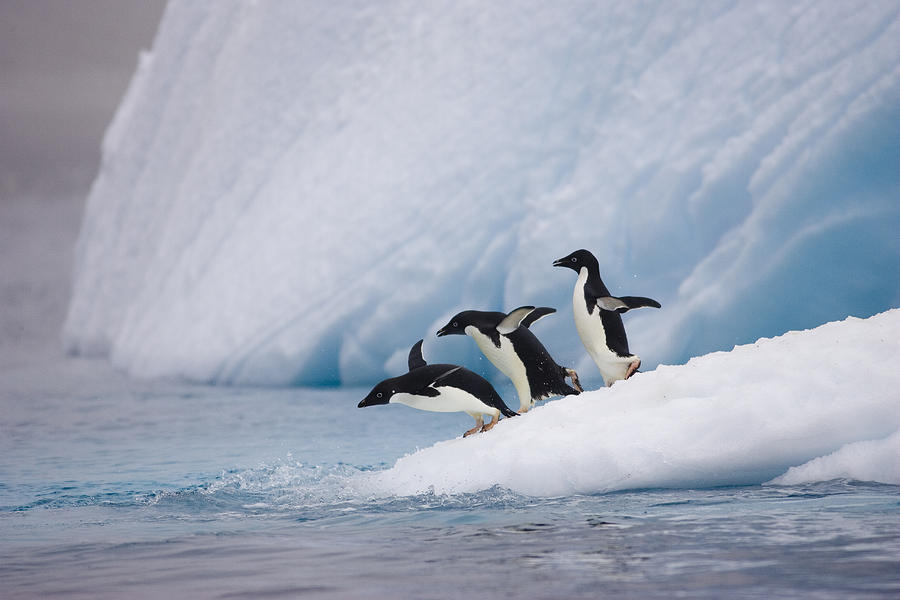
358 378 396 408
553 249 598 272
436 310 481 337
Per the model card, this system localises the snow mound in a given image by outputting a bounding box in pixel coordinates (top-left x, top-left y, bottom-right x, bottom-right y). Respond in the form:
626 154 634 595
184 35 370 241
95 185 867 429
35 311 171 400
64 2 900 385
768 431 900 486
359 310 900 496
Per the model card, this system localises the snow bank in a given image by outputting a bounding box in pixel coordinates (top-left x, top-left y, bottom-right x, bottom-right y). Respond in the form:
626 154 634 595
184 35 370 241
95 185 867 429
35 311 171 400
359 310 900 496
64 1 900 385
768 431 900 486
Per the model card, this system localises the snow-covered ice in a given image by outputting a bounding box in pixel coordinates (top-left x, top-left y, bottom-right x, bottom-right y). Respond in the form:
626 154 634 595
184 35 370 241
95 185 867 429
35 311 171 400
769 430 900 486
64 1 900 386
360 310 900 496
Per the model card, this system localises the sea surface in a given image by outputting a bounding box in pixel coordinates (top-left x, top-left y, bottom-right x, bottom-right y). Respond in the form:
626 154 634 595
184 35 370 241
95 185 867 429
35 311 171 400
2 362 899 599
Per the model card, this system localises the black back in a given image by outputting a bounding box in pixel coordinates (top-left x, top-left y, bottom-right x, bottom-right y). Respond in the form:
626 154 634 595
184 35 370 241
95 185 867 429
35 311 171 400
439 308 578 402
505 327 580 401
463 310 578 401
361 361 516 416
395 363 516 417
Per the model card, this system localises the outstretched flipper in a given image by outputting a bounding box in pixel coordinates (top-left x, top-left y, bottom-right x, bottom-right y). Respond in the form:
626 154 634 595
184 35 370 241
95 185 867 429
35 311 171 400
520 306 556 329
497 306 556 334
597 296 662 314
408 339 427 371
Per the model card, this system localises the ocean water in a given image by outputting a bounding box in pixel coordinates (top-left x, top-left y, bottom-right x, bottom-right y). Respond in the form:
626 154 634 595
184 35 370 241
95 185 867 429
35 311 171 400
2 365 899 600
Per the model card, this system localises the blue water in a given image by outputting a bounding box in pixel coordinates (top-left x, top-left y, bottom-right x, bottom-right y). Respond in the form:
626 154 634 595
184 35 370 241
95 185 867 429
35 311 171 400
2 365 899 599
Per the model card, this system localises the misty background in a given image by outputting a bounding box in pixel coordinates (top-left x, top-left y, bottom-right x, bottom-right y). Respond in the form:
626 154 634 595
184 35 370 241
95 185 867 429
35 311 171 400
0 0 165 370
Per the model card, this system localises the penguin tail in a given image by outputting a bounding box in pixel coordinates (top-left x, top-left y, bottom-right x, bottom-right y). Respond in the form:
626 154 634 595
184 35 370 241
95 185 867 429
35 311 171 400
564 384 581 396
499 403 518 418
546 377 580 398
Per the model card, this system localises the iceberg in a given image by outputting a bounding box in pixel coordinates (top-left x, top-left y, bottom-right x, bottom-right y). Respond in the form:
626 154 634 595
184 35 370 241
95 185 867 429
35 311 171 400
64 1 900 386
360 309 900 497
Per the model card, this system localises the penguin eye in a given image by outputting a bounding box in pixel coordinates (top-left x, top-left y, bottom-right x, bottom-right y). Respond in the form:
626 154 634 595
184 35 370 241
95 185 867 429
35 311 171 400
571 257 577 262
453 322 458 328
376 392 383 398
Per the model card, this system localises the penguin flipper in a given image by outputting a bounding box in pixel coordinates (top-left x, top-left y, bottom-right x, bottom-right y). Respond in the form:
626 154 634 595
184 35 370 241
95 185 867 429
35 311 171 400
520 306 556 329
596 297 630 312
411 386 441 398
414 365 462 394
408 339 427 371
497 306 536 334
497 306 555 334
619 296 661 310
602 296 662 313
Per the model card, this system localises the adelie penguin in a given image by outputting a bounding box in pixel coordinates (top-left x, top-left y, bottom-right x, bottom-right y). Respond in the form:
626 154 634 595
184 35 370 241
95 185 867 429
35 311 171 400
436 306 582 413
553 249 661 387
358 339 517 437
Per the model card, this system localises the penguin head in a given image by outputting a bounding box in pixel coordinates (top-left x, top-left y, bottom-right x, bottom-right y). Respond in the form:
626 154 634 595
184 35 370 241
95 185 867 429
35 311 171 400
553 249 598 272
436 311 479 337
358 379 396 408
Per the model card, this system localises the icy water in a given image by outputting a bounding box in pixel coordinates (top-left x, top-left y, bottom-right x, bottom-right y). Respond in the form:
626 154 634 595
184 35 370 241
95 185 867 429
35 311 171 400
2 368 899 599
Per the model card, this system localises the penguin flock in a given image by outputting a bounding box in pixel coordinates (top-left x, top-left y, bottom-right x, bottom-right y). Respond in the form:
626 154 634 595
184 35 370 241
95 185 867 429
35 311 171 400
358 249 661 437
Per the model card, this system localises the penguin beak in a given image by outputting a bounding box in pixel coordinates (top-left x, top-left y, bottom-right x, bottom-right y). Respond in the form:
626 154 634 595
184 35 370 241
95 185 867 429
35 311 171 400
552 257 566 267
436 326 448 337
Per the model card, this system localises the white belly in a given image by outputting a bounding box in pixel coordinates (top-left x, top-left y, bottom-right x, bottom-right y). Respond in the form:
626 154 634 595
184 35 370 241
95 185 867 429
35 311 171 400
391 388 499 417
573 268 634 384
467 326 532 410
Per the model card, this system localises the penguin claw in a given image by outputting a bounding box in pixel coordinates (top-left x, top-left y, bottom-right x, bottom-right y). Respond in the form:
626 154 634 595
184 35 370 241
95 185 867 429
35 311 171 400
566 368 584 393
480 419 497 433
463 426 481 437
625 359 641 380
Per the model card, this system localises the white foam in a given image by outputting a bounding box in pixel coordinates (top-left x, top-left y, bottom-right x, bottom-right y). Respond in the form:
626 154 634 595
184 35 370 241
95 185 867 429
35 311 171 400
358 310 900 496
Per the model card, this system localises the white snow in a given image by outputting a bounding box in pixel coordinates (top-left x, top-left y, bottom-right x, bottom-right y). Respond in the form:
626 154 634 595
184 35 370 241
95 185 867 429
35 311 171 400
64 1 900 386
358 310 900 496
768 431 900 486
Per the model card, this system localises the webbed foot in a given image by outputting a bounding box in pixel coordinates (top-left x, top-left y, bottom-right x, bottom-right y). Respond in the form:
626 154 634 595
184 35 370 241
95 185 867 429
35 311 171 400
625 359 641 380
463 414 484 437
566 368 584 393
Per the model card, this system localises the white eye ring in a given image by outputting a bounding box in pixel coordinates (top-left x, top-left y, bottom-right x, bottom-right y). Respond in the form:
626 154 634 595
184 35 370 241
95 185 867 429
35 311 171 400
376 392 383 398
453 322 458 327
571 257 576 262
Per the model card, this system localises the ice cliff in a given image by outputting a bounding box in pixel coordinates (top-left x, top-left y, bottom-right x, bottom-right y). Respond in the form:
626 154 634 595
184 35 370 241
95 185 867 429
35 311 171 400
64 1 900 386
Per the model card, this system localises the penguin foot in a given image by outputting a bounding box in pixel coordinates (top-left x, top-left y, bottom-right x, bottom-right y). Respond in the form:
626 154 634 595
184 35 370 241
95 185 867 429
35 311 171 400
463 425 481 437
625 359 641 380
480 418 497 433
566 368 584 394
463 414 484 437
